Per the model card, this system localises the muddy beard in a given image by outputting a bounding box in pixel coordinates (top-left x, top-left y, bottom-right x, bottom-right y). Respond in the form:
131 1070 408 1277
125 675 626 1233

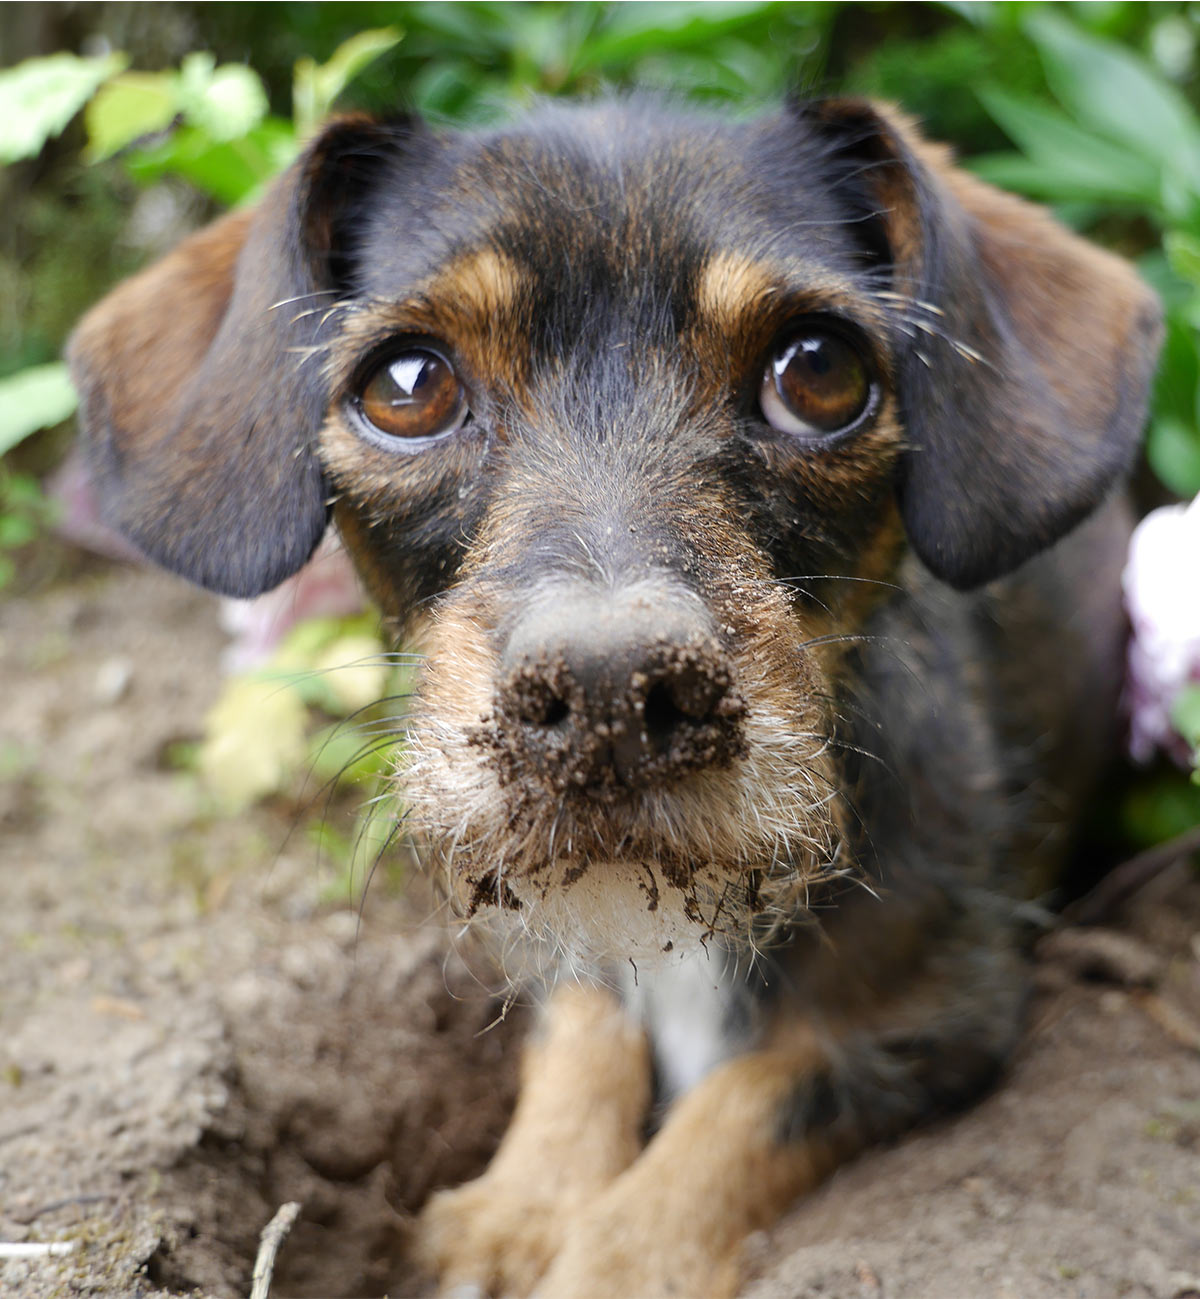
398 700 848 972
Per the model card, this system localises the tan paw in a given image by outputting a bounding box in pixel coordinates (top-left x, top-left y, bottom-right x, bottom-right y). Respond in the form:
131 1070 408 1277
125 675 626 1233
414 1174 571 1298
530 1189 742 1299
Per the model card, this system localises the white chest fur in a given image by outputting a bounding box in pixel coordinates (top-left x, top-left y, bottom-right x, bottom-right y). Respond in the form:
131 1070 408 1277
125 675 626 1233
620 950 757 1100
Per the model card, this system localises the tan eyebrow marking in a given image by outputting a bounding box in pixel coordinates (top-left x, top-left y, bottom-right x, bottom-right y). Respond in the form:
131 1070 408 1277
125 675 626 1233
427 246 525 320
696 251 779 334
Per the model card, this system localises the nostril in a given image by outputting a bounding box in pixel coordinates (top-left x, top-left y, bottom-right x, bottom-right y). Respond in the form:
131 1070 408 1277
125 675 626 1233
665 662 725 720
513 689 570 728
540 695 569 727
643 681 686 747
504 659 575 729
641 663 728 753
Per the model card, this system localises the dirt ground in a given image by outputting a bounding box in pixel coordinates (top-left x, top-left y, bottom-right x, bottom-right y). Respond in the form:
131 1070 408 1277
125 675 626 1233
2 553 1199 1299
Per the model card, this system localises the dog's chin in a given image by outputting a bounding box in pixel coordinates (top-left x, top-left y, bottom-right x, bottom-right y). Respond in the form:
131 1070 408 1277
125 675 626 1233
443 852 773 973
400 673 845 972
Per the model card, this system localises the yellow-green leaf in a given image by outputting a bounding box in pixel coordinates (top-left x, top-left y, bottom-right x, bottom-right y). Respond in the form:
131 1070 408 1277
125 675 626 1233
84 71 177 161
0 363 78 453
177 53 268 142
313 634 390 714
293 27 402 138
199 675 308 812
0 52 126 163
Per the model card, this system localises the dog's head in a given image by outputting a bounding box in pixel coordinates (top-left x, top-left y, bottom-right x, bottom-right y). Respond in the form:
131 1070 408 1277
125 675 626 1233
70 97 1160 964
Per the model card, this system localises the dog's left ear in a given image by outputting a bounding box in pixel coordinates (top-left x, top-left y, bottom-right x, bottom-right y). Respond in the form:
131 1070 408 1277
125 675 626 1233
68 117 414 597
803 100 1162 589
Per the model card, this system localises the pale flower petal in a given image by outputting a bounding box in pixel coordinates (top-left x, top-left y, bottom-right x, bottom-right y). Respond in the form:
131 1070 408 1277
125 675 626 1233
1123 495 1200 764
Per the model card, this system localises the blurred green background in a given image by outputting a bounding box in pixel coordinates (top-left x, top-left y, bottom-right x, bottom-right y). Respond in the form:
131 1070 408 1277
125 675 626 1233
2 0 1198 846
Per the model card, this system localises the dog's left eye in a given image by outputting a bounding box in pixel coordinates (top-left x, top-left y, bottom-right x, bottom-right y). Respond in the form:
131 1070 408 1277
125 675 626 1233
354 348 468 446
759 327 874 439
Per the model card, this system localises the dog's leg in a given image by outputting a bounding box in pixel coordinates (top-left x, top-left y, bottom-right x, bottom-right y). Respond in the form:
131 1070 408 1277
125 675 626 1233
416 982 651 1296
534 1041 826 1299
534 937 1024 1299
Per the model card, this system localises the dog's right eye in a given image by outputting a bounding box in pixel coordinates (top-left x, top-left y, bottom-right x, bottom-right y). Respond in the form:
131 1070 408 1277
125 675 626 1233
759 326 875 441
353 349 468 447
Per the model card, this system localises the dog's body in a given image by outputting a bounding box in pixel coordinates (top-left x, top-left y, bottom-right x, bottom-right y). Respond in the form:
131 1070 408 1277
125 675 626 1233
70 96 1159 1297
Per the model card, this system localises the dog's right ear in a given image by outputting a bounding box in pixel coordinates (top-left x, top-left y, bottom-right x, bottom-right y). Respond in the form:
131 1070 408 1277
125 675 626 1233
796 99 1161 590
68 117 414 597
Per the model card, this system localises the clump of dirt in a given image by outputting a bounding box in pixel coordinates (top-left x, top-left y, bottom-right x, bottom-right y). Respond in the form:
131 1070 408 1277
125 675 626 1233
2 555 1199 1299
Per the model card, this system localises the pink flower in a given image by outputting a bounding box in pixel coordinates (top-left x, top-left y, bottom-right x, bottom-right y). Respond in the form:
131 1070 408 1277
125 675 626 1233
1123 494 1200 765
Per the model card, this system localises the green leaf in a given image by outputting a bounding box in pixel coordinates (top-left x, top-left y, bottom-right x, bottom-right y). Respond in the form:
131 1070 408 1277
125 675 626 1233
573 2 786 74
124 119 297 205
84 71 177 161
0 363 78 454
970 151 1142 208
199 674 308 812
312 634 390 715
1122 772 1200 846
1153 312 1200 426
1146 415 1200 498
177 53 269 142
293 27 403 138
0 52 126 163
977 87 1161 208
1165 231 1200 290
307 722 393 789
1172 685 1200 751
0 513 36 548
1025 11 1200 186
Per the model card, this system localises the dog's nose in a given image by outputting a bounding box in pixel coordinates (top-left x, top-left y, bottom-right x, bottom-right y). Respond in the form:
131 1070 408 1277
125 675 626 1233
493 587 746 789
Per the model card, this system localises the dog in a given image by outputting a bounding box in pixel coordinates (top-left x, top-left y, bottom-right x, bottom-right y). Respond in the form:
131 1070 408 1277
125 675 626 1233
69 95 1161 1298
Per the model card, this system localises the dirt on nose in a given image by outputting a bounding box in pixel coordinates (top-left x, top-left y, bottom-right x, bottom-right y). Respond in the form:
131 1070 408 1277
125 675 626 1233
473 637 748 796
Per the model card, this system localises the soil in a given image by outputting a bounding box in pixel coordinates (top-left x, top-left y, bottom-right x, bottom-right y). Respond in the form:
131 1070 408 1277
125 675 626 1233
2 554 1199 1299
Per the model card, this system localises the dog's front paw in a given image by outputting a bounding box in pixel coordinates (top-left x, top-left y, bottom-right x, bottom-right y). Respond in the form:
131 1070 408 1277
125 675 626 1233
530 1186 742 1299
414 1174 571 1298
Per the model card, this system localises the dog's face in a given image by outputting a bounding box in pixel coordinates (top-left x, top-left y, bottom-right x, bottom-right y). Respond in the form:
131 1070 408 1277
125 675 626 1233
69 98 1160 964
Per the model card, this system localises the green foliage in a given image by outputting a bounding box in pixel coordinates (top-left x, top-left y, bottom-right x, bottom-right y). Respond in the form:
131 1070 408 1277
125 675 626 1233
293 27 403 138
0 363 77 455
0 470 56 589
0 52 126 163
1173 686 1200 783
197 610 411 812
1122 768 1200 845
85 52 271 162
0 29 403 568
0 364 73 587
973 7 1200 498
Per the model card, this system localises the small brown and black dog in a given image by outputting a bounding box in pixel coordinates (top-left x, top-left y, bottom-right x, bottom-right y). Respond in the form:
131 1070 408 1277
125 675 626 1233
70 96 1160 1297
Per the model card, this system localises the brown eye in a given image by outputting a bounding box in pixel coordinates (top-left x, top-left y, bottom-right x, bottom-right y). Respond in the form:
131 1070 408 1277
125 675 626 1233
759 327 873 439
355 348 468 445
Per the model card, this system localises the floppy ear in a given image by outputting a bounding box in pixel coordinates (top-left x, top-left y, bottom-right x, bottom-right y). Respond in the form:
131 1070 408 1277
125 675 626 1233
804 100 1162 590
68 117 411 598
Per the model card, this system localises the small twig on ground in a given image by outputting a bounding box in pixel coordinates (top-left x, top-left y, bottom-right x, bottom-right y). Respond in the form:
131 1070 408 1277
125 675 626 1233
249 1201 301 1299
12 1193 114 1224
0 1242 78 1259
1064 825 1200 926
